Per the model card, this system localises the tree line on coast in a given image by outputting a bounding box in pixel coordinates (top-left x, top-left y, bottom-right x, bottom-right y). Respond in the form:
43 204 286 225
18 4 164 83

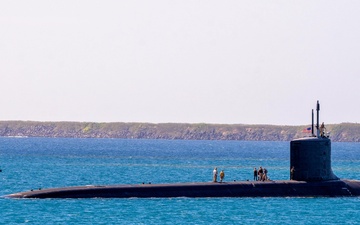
0 121 359 142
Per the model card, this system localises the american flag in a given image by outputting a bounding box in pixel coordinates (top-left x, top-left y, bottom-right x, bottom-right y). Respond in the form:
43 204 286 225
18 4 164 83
302 127 312 133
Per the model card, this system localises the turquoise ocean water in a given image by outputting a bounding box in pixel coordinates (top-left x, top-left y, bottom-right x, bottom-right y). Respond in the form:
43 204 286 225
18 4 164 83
1 137 360 224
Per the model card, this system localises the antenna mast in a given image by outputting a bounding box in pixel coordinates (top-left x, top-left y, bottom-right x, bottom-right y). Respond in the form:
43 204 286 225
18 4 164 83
312 109 314 136
316 101 320 137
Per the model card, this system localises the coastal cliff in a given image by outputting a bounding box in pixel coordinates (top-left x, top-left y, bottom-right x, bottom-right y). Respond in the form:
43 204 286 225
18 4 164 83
0 121 359 142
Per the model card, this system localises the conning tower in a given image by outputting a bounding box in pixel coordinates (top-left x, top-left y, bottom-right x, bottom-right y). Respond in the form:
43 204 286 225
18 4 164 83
290 101 338 181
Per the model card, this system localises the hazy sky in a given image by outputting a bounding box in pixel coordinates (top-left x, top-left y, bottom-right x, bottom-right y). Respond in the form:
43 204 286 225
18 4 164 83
1 1 359 125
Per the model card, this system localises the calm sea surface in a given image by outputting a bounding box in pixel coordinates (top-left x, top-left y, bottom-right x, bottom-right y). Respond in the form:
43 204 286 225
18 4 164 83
1 137 360 224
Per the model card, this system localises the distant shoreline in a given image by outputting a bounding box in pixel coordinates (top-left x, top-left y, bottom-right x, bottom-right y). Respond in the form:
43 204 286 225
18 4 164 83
0 121 359 142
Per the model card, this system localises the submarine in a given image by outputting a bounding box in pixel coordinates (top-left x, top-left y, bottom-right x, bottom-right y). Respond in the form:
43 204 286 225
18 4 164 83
6 101 360 198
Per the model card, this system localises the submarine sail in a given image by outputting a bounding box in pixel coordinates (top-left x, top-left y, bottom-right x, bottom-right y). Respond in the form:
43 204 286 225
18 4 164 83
290 101 338 181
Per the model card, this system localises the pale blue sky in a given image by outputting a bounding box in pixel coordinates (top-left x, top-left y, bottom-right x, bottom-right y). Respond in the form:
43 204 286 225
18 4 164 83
1 1 359 125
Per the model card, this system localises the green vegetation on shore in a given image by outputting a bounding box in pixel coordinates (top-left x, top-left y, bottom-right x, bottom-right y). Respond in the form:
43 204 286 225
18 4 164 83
0 121 359 142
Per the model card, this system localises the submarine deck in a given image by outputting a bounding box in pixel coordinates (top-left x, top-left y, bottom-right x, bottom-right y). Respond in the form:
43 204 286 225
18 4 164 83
5 179 360 198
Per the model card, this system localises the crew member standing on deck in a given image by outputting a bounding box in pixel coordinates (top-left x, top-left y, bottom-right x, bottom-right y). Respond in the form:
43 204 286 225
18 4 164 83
220 170 225 182
213 167 218 182
290 166 295 180
258 167 263 181
253 168 258 181
263 168 268 181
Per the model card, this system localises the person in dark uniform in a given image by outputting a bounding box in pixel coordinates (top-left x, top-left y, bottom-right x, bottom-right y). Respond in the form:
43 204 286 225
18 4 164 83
253 168 258 181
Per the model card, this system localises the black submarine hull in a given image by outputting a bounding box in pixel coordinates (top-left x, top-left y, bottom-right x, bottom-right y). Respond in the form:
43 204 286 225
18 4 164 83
5 179 360 198
6 101 357 199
